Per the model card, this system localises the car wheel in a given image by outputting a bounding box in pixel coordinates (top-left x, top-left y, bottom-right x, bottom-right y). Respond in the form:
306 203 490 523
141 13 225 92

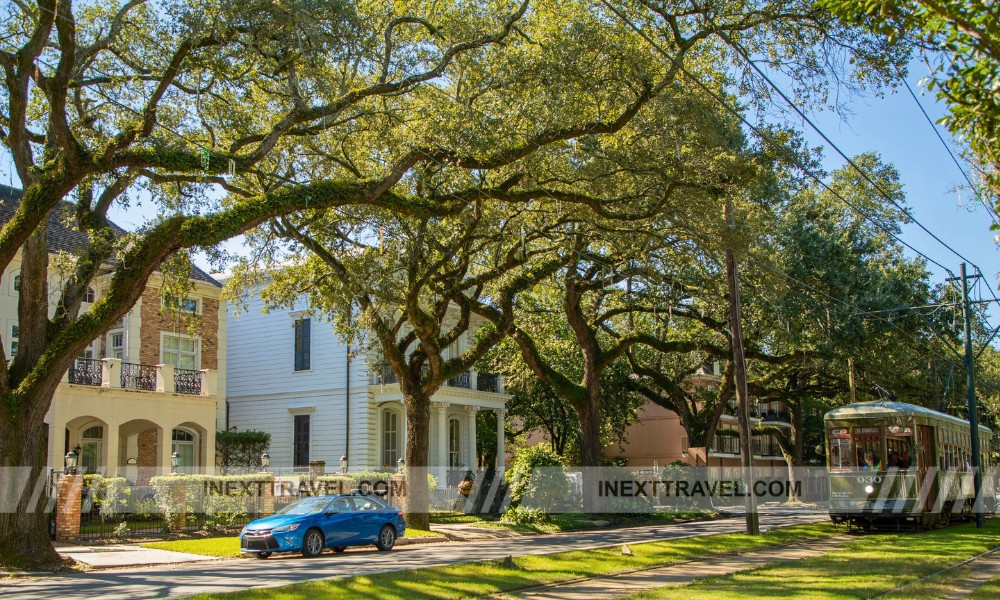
375 524 396 551
255 552 272 559
302 528 325 558
332 546 347 553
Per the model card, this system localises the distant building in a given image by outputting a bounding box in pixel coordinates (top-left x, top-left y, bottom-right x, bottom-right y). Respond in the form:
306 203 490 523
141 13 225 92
225 285 509 484
605 361 791 470
1 185 226 481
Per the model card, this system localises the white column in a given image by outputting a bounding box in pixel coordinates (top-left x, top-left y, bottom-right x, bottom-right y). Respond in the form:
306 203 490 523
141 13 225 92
432 402 449 484
495 408 506 473
105 423 120 477
465 406 478 472
101 358 122 389
159 426 174 476
156 364 175 394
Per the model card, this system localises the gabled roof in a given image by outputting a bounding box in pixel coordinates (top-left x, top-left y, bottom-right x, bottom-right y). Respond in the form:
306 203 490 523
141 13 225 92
0 184 221 287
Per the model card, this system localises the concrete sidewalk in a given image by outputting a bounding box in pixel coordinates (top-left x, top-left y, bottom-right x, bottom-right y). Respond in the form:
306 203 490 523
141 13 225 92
53 543 220 568
500 536 851 599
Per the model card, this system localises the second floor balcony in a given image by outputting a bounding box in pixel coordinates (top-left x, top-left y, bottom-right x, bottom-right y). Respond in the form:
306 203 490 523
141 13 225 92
65 357 218 396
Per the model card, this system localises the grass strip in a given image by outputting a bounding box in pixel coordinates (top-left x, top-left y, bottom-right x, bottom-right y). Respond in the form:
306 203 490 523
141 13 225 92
430 511 708 534
142 537 243 558
142 527 442 558
632 519 1000 599
188 523 837 599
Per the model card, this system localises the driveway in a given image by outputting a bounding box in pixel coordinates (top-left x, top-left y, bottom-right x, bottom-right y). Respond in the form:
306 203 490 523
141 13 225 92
3 506 826 599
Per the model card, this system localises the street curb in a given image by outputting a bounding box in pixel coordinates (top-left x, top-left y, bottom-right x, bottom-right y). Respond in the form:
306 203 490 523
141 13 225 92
397 535 449 545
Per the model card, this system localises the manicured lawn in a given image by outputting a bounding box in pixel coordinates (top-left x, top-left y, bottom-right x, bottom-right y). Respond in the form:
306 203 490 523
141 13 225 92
143 537 243 558
186 523 837 599
633 519 1000 599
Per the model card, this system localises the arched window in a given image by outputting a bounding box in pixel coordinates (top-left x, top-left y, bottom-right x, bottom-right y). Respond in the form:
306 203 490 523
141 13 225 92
448 418 461 468
382 409 399 469
81 425 104 474
172 428 197 473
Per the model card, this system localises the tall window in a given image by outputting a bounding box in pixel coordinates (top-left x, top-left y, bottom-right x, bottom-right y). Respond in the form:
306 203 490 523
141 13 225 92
83 287 95 303
12 273 19 292
293 414 311 466
81 425 104 474
448 418 461 468
162 334 198 370
382 409 398 468
109 330 124 359
9 323 18 357
172 428 196 473
293 318 311 371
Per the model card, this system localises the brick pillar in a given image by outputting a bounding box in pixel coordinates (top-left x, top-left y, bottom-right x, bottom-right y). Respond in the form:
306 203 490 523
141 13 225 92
55 474 83 541
169 476 187 532
309 460 326 478
259 475 275 515
389 474 406 512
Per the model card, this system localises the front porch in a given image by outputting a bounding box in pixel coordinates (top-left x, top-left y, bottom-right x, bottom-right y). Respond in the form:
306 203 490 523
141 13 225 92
368 373 508 483
45 357 221 481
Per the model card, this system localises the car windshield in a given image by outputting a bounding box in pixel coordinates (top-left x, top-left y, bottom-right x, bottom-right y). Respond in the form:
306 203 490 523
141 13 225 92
276 496 333 515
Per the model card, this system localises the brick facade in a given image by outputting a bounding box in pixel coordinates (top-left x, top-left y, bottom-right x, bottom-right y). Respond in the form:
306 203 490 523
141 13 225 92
137 428 158 484
138 287 219 369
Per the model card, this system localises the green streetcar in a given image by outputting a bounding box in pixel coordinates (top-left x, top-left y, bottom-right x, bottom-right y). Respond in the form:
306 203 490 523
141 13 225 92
824 401 995 529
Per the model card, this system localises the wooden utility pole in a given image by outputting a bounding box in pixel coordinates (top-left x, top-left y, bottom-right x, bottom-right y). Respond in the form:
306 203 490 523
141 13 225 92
848 357 857 404
725 197 759 535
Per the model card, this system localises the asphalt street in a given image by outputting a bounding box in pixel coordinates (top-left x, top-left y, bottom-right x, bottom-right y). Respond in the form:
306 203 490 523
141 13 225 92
2 506 826 599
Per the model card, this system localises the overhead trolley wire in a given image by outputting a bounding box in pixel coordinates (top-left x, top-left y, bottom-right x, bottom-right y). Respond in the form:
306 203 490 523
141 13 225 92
596 0 955 277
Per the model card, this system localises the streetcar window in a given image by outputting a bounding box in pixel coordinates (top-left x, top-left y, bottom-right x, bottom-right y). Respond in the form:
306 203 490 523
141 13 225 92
885 429 913 470
829 437 851 469
853 427 882 470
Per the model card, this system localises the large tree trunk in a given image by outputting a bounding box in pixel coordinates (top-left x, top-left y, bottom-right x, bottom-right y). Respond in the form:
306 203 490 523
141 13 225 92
577 384 603 513
0 393 61 570
789 402 804 501
403 392 431 530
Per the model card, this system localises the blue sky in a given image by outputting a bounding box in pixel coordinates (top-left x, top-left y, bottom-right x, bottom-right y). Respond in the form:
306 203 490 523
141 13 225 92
803 72 998 298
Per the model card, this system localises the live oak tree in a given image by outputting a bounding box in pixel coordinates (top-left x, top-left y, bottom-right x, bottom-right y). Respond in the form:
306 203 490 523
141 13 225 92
232 202 563 530
0 0 671 568
738 154 933 490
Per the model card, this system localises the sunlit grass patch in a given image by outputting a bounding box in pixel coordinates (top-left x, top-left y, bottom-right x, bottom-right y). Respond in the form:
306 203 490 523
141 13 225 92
189 523 837 599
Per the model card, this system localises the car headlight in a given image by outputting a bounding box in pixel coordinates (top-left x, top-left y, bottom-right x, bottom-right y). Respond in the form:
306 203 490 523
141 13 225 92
240 526 248 535
272 523 301 533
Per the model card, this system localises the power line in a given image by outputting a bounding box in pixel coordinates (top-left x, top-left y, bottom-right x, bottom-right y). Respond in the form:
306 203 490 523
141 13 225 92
902 79 1000 229
596 0 955 276
684 0 979 275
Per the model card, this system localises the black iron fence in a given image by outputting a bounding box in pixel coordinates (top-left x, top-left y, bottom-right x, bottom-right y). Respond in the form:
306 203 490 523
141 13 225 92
476 372 499 393
121 362 156 391
174 369 202 395
445 371 470 389
68 358 102 386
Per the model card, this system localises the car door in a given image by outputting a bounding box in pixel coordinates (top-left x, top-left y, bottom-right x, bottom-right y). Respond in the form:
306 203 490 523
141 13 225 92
352 497 386 541
320 497 357 546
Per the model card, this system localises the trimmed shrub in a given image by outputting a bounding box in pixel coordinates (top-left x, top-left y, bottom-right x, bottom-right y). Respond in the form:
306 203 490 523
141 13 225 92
507 445 569 514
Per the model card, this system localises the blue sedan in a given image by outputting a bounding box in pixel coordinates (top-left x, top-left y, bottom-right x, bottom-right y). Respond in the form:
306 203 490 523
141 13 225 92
240 494 406 558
